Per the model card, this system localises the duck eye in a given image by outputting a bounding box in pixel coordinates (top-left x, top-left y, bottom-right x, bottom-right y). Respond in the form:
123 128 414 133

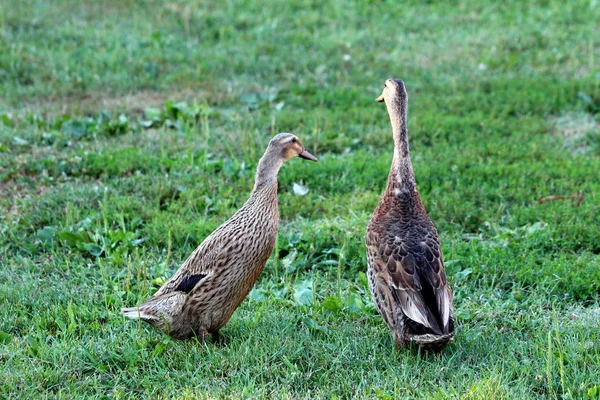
291 138 297 144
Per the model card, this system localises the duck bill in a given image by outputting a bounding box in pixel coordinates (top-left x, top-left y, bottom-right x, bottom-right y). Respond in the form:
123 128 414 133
298 149 318 162
376 93 385 102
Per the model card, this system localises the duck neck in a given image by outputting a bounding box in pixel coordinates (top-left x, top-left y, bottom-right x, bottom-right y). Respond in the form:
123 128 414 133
252 149 283 193
387 104 416 193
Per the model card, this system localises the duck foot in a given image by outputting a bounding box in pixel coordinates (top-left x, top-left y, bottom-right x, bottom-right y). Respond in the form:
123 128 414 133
211 330 228 346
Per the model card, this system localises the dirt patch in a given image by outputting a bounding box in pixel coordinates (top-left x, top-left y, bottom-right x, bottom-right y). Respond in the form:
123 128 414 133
13 88 209 117
553 112 599 156
0 145 63 223
72 89 206 114
0 179 50 224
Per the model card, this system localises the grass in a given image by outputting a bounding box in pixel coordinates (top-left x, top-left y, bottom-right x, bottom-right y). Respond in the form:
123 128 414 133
1 0 600 398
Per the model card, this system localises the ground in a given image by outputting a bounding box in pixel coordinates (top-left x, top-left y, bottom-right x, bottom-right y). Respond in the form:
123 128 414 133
1 0 599 398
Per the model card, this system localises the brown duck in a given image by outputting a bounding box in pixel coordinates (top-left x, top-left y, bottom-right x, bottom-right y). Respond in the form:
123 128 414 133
365 79 454 352
122 133 317 340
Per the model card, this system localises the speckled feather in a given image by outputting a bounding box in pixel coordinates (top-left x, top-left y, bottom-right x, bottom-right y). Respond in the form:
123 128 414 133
122 133 317 339
366 79 454 352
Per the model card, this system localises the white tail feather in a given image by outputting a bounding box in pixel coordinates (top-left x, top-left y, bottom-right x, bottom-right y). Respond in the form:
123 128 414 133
121 307 153 320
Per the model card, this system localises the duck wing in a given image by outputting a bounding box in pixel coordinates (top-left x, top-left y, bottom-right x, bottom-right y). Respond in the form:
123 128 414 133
152 234 231 297
366 228 452 335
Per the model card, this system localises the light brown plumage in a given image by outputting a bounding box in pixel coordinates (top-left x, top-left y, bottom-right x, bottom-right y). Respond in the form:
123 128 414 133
122 133 317 340
366 79 454 352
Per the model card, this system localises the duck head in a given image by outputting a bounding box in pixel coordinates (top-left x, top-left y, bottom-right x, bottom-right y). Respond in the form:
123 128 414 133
268 132 318 163
376 78 407 104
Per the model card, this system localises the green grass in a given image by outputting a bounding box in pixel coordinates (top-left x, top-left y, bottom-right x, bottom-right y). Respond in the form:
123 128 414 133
1 0 600 398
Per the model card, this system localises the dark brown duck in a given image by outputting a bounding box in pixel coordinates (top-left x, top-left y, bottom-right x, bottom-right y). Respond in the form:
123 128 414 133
365 79 454 352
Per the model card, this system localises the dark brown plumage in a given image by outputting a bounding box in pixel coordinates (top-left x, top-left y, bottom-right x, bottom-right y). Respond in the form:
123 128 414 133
366 79 454 352
122 133 317 340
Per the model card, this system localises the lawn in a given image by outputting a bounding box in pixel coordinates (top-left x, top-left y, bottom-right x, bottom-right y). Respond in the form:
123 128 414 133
1 0 600 398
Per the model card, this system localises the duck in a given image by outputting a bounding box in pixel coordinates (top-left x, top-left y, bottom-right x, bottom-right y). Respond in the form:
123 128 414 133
122 133 318 340
365 79 454 352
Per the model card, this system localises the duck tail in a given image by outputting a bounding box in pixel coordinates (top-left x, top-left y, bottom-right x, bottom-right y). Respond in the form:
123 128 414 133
409 332 454 353
121 292 185 323
121 306 154 321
